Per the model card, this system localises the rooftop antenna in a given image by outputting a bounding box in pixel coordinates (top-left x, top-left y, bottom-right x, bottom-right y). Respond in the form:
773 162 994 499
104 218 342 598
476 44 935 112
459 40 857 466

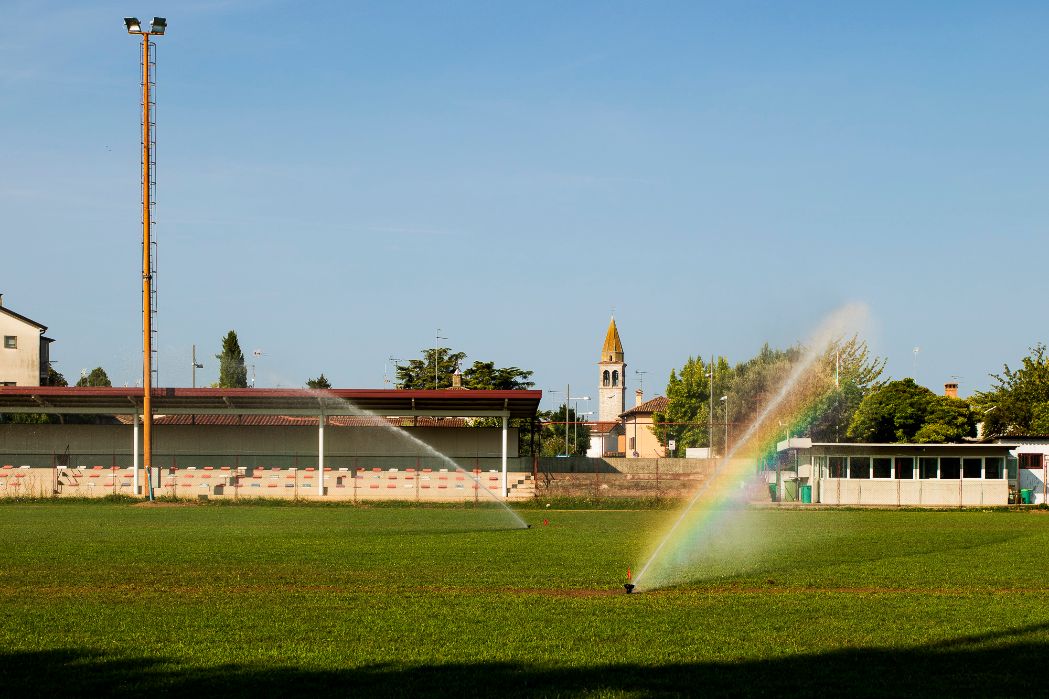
635 370 647 393
912 346 920 377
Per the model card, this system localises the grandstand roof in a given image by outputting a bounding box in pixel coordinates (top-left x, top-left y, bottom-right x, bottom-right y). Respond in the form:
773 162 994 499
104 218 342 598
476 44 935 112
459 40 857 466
0 387 542 419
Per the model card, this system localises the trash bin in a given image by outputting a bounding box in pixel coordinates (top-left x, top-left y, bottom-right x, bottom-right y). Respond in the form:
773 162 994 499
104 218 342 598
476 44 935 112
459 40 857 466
800 484 812 504
768 483 778 501
1020 488 1033 504
784 480 799 502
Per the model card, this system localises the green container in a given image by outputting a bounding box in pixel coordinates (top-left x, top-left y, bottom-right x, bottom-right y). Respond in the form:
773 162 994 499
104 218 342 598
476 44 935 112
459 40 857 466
784 480 799 502
768 483 778 501
1020 488 1033 505
800 484 812 504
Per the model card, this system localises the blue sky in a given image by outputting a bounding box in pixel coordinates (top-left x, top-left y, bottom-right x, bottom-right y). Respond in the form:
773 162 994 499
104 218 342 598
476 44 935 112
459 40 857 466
3 1 1047 407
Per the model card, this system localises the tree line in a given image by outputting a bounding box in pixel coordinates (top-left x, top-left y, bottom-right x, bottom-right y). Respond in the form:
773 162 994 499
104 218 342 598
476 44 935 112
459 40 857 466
655 339 1049 451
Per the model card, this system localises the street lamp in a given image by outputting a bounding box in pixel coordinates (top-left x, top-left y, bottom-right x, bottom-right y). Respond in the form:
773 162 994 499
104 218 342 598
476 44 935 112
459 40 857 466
565 384 590 456
124 16 166 499
706 358 714 457
577 411 594 457
191 345 204 388
435 329 447 389
720 395 728 458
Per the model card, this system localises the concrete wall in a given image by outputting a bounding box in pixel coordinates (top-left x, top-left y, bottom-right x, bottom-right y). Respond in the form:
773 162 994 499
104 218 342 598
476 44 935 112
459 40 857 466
0 313 41 386
818 478 1009 506
0 423 519 468
538 456 739 475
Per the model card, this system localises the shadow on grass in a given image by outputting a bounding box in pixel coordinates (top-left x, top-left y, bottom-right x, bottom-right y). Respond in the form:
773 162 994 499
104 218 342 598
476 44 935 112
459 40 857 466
3 623 1046 697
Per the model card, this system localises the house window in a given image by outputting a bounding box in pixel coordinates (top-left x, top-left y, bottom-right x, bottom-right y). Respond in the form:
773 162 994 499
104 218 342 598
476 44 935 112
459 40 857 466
0 381 15 386
985 457 1004 480
940 458 961 480
828 456 847 478
1019 453 1044 469
628 437 635 450
3 336 15 349
849 456 870 479
963 458 982 479
895 457 914 479
919 457 938 479
872 457 892 479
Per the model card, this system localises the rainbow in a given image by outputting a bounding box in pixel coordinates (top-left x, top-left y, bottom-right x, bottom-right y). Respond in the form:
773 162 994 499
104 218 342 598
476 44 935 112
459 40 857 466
632 305 868 590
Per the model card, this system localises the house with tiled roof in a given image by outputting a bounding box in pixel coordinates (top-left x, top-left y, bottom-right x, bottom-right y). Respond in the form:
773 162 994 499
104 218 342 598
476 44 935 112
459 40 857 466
620 391 669 458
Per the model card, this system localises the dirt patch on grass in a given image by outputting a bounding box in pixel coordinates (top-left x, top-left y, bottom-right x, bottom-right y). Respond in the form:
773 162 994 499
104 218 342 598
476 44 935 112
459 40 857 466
131 501 197 508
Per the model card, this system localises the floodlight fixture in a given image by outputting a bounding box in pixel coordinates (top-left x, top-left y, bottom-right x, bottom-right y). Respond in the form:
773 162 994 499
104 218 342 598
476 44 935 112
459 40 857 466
150 17 166 34
124 17 142 33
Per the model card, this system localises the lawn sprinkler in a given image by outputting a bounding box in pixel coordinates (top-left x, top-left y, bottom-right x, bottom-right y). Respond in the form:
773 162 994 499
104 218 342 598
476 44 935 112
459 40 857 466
624 567 635 594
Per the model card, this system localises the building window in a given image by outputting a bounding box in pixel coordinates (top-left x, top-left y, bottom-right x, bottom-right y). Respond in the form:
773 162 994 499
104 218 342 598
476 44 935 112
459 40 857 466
828 456 846 478
612 370 619 386
963 458 982 479
940 457 961 480
628 437 635 450
919 457 938 479
1019 453 1044 469
0 381 15 386
985 457 1004 480
895 457 914 479
872 457 892 479
602 370 610 387
849 456 870 479
3 336 15 349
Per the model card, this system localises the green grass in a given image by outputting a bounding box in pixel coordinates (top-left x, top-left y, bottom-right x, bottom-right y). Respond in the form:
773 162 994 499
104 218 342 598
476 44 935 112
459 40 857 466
0 502 1047 697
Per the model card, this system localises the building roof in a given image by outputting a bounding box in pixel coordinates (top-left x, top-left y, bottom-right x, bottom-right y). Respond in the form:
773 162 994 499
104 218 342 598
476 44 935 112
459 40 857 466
586 420 621 435
114 414 469 428
0 387 542 419
621 395 668 418
600 317 624 363
0 304 47 332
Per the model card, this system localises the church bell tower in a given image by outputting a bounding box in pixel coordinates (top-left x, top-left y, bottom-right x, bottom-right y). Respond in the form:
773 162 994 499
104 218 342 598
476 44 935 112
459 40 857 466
598 317 626 423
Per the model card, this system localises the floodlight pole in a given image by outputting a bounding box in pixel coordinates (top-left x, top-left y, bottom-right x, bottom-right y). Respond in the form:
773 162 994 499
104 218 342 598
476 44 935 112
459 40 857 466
140 29 154 497
125 17 165 497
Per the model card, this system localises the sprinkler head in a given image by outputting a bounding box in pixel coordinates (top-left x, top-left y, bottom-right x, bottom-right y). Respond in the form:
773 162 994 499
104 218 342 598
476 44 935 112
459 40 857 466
624 583 635 594
526 524 532 529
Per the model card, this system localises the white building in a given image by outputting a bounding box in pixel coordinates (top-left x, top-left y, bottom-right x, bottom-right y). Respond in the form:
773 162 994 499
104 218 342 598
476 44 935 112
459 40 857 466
776 440 1017 506
0 295 53 387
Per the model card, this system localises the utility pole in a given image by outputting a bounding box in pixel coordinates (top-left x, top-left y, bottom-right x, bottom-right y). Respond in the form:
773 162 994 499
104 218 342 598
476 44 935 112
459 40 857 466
192 344 203 388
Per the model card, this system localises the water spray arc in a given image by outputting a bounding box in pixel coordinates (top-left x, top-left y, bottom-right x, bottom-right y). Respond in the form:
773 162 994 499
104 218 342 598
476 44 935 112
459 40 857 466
629 304 869 592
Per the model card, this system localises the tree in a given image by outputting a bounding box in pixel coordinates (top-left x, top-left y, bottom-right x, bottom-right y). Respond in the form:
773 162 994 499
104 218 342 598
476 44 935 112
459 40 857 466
216 331 248 388
653 355 716 457
45 366 67 387
539 405 591 456
462 361 534 390
75 367 111 387
808 336 886 442
847 379 975 443
395 348 466 389
972 344 1049 437
306 374 332 389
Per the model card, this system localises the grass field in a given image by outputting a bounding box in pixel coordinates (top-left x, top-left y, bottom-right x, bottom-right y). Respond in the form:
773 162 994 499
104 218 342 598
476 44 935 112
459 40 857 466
0 500 1047 697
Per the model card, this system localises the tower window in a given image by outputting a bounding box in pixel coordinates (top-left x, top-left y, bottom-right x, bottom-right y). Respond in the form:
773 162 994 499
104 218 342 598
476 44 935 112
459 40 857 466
602 370 610 387
612 370 619 386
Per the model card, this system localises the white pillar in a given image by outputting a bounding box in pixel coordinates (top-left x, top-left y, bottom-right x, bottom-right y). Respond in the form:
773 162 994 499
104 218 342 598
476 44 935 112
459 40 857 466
318 412 325 497
501 415 508 497
133 412 140 495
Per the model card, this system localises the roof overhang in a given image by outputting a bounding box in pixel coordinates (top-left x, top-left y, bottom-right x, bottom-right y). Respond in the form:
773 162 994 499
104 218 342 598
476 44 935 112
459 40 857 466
780 441 1017 455
0 387 542 419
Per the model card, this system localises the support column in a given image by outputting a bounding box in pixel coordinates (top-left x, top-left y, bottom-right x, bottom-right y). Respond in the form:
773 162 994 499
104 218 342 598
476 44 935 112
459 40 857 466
501 415 508 497
133 412 140 495
318 412 325 497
